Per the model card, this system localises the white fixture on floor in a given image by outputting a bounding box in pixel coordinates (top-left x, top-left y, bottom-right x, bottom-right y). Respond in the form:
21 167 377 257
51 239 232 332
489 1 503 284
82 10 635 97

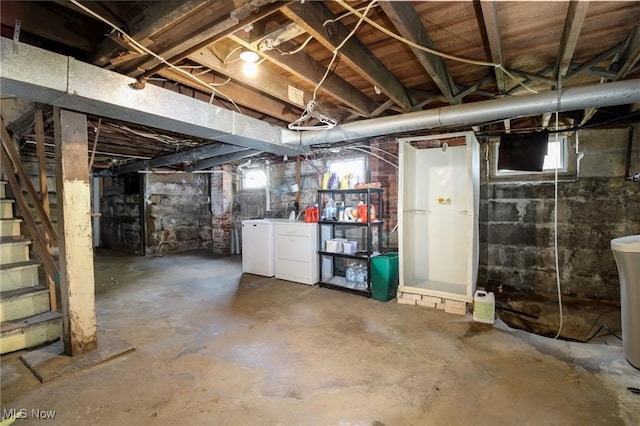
611 235 640 369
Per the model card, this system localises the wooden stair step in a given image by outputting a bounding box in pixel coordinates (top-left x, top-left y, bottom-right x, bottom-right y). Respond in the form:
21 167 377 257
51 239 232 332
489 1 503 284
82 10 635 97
0 199 15 219
0 285 50 322
0 218 23 237
0 237 31 264
0 260 41 292
0 311 62 355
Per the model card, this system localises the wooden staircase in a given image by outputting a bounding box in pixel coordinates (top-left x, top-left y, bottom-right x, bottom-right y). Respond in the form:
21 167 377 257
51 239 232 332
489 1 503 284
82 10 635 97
0 180 61 354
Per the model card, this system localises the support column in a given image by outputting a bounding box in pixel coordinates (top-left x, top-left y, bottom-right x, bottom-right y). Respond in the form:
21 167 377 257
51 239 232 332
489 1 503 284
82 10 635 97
54 108 97 356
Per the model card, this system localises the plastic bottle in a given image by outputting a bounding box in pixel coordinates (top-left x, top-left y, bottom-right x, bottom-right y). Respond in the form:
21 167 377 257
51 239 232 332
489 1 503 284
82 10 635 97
346 263 356 288
355 264 367 290
325 198 336 220
322 173 330 190
338 201 345 221
328 173 338 189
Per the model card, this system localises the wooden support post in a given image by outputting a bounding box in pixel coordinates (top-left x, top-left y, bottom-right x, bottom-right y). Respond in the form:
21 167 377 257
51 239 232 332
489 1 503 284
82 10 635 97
35 108 57 311
54 108 97 356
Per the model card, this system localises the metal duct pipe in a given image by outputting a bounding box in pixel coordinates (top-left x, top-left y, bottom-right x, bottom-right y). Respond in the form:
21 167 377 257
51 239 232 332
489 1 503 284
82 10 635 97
282 79 640 146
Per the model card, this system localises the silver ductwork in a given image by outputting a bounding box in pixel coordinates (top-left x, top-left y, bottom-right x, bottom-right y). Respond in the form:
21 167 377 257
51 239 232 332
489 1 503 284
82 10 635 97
0 37 301 156
282 79 640 146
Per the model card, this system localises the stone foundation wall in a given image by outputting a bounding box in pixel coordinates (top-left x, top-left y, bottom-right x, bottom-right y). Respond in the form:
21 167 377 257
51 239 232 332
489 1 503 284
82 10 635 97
100 175 141 253
145 173 212 255
479 126 640 300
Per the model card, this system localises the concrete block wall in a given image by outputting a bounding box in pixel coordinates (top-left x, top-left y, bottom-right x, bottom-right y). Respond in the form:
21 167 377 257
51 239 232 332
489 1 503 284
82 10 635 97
145 173 212 255
479 126 640 300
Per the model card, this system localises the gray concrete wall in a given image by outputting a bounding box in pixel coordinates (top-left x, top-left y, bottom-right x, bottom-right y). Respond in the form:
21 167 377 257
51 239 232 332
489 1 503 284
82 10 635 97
479 125 640 300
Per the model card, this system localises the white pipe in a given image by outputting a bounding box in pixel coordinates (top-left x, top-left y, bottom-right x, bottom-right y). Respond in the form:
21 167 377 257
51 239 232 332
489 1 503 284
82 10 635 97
282 79 640 146
237 159 252 174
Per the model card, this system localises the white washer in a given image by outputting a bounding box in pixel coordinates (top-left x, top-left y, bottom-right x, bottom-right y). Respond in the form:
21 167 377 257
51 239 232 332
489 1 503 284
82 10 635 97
241 219 275 277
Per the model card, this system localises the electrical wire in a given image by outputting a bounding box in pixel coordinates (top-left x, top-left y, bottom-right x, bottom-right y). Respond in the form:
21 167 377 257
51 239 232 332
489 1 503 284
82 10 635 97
334 0 538 95
552 102 563 340
280 35 314 56
88 117 102 170
346 144 399 159
68 0 242 113
342 146 398 169
311 0 378 101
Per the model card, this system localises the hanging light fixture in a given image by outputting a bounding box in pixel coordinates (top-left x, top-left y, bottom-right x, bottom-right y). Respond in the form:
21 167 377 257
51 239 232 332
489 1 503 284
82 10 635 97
240 50 259 78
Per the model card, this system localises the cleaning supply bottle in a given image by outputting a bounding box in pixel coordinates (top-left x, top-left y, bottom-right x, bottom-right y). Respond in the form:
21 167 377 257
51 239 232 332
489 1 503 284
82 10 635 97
338 201 345 221
322 173 330 190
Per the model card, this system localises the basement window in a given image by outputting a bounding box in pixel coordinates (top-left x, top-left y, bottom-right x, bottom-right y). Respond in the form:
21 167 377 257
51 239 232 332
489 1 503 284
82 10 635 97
328 157 365 183
492 134 574 180
243 168 267 189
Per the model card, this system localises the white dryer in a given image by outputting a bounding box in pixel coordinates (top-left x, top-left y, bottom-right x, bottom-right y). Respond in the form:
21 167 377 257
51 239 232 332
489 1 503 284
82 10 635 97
241 219 275 277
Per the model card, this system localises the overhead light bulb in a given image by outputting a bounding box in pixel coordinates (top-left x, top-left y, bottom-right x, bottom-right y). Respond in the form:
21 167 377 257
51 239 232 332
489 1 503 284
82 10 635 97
239 50 259 63
242 61 258 78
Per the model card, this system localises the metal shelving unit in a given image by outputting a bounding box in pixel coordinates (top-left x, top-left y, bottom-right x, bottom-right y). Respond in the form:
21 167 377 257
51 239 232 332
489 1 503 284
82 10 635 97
317 188 383 297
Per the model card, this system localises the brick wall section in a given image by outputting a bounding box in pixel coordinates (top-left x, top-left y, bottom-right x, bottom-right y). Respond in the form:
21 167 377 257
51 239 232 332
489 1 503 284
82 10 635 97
368 137 399 250
145 172 212 255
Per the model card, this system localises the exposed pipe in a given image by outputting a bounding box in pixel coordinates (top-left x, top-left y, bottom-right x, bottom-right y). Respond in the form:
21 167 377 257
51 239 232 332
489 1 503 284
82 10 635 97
282 79 640 146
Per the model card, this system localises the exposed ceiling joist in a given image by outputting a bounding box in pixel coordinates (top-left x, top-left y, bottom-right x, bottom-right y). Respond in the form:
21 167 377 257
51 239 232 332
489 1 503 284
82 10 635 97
228 33 377 117
98 142 248 176
379 1 459 105
120 0 285 77
138 1 291 82
0 38 302 156
283 1 413 111
479 0 507 95
582 24 640 125
156 68 302 124
555 0 590 80
187 47 341 120
90 0 212 67
566 43 622 79
186 148 260 172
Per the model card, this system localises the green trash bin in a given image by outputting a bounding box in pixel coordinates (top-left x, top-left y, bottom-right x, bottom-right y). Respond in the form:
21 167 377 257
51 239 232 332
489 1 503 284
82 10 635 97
371 252 399 302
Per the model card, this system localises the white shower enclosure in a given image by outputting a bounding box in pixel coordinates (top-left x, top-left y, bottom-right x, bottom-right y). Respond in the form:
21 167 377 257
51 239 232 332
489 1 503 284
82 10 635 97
398 132 480 303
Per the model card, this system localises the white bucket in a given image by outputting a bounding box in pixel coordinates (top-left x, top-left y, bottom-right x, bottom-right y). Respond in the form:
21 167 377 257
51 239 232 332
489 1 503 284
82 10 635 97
473 290 495 324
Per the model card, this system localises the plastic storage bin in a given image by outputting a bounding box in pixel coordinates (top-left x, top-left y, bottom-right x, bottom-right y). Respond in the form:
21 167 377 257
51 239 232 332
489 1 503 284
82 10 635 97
371 252 399 301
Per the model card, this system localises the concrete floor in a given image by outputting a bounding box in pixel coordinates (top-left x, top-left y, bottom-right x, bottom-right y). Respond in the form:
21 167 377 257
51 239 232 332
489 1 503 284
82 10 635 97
2 249 639 425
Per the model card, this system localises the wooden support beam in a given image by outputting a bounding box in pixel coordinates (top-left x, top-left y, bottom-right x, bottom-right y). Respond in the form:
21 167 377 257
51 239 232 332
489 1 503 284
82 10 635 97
565 44 622 80
379 1 459 104
54 108 97 356
156 68 303 124
284 1 412 111
138 1 291 80
186 149 260 172
229 33 377 117
124 0 284 76
90 0 212 66
35 108 57 312
479 1 507 95
97 142 249 177
187 47 344 119
555 0 590 79
582 24 640 125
